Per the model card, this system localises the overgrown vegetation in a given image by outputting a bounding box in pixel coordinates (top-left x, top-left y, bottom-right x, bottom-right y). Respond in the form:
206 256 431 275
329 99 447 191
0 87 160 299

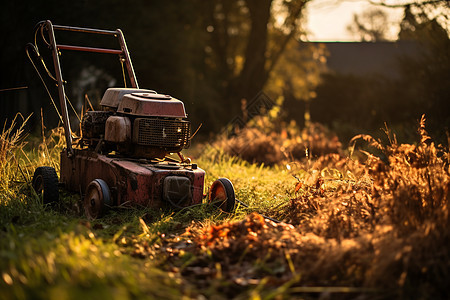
1 115 449 299
214 99 342 165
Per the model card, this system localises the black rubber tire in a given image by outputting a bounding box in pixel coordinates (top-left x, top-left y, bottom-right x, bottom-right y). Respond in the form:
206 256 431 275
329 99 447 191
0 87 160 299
32 166 59 204
84 179 111 220
208 178 236 212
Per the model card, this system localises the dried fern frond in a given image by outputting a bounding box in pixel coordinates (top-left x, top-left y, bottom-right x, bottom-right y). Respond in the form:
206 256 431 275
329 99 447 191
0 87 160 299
350 134 384 151
418 114 432 145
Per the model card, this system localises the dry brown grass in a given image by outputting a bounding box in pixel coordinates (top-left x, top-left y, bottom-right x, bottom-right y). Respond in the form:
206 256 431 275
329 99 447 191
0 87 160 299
158 116 449 299
216 122 342 165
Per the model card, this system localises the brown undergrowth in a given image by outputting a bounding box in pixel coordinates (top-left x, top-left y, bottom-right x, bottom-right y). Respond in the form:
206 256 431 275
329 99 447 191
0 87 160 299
215 121 342 166
151 116 449 299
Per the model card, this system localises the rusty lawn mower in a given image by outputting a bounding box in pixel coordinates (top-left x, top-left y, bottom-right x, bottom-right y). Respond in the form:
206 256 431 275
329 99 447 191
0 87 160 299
26 20 235 220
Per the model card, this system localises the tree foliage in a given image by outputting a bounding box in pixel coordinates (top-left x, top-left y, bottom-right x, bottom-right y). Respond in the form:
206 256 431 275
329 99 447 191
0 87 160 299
0 0 313 134
312 4 449 143
396 4 450 139
347 9 391 41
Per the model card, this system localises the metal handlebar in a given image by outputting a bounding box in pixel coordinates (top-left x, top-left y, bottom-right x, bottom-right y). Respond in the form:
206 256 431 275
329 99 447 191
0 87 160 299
48 21 139 88
52 24 118 35
36 20 139 156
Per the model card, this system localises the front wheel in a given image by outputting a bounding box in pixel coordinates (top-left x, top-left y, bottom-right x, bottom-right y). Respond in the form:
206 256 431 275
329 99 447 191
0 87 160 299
208 178 236 212
84 179 111 220
32 166 59 204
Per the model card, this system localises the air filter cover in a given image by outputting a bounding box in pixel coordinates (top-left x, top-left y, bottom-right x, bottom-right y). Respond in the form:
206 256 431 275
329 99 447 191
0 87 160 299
100 88 155 109
117 93 187 118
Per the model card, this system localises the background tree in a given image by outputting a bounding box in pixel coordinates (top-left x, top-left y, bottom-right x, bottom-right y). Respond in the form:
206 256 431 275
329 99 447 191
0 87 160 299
0 0 312 135
347 8 391 41
395 4 450 139
312 1 449 143
265 41 327 128
197 0 311 130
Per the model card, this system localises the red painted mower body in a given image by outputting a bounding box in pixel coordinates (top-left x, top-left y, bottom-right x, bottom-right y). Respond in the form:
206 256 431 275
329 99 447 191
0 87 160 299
60 149 205 208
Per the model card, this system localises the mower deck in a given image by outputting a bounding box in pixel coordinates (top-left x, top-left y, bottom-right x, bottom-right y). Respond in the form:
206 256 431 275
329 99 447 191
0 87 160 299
60 149 205 208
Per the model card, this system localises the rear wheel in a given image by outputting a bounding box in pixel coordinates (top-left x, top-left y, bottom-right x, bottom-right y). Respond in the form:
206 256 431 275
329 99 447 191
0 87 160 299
84 179 111 220
208 178 236 212
32 166 59 204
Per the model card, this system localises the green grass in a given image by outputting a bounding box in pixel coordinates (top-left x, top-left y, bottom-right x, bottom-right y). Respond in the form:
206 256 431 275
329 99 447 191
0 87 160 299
196 145 295 213
0 120 298 299
0 221 183 299
0 142 358 299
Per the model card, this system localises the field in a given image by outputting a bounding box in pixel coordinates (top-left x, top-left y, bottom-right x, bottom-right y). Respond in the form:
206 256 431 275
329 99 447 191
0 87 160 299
0 114 449 299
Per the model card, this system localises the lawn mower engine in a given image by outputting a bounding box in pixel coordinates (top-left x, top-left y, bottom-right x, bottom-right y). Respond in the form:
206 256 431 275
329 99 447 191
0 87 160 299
82 88 191 159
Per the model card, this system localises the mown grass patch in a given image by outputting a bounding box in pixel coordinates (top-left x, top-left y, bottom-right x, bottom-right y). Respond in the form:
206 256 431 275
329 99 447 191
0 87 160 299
0 220 183 299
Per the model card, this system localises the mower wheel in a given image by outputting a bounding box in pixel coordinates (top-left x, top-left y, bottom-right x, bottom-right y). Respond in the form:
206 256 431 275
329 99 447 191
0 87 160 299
208 178 236 212
32 166 59 204
84 179 111 220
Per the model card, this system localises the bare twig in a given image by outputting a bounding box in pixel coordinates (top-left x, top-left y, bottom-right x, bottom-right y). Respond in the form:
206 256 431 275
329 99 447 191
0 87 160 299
369 0 445 8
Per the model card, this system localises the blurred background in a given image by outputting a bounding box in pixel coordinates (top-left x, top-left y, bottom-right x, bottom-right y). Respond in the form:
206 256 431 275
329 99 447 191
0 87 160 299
0 0 449 146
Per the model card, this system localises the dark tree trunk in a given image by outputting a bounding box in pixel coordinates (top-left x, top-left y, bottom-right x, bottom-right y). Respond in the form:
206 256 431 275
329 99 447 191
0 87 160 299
231 0 272 103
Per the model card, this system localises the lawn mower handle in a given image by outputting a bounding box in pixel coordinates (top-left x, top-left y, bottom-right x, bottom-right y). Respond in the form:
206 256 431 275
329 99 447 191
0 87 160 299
39 20 139 156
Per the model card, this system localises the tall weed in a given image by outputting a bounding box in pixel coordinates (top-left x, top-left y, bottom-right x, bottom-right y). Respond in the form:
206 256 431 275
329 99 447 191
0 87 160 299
0 113 65 228
0 114 31 200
